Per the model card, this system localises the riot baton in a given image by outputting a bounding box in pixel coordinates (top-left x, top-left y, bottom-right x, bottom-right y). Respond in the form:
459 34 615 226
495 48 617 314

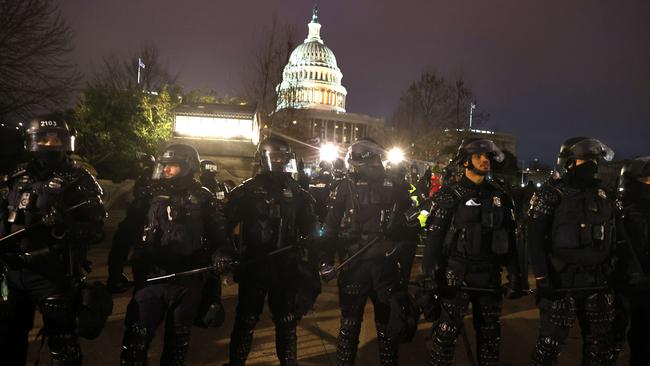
319 236 381 282
459 286 504 295
146 245 298 283
0 199 95 244
529 286 608 295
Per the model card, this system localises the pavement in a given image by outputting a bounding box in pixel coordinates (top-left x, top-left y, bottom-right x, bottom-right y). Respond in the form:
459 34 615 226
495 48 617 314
25 200 631 365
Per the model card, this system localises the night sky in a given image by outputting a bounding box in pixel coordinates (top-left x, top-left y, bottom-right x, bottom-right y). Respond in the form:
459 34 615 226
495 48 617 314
59 0 650 164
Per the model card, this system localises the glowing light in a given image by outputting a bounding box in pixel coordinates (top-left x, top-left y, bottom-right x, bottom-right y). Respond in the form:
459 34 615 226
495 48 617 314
536 183 542 188
387 147 405 165
320 143 338 162
174 115 255 141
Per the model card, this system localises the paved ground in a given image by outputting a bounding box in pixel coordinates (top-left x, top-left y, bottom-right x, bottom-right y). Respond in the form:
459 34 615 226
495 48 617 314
25 204 630 365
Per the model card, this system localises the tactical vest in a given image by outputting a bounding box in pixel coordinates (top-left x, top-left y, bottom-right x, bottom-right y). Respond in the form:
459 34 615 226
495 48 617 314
5 167 79 250
340 178 396 240
141 187 208 271
445 185 510 259
550 186 615 266
239 178 300 253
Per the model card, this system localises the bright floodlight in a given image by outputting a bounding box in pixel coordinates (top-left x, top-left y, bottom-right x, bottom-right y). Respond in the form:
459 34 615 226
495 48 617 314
320 143 338 162
387 147 405 165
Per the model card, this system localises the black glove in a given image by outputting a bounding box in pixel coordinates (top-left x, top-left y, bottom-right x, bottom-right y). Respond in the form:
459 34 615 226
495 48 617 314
42 206 64 227
319 262 337 283
107 273 132 294
212 253 234 274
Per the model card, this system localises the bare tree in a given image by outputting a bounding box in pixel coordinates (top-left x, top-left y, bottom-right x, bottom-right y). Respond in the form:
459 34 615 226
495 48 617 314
0 0 79 119
390 69 490 161
92 44 177 93
391 70 453 139
242 17 297 119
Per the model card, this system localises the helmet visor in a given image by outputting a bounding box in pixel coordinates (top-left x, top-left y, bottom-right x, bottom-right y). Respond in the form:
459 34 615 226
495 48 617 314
26 130 74 152
569 138 614 162
464 139 504 163
265 151 298 173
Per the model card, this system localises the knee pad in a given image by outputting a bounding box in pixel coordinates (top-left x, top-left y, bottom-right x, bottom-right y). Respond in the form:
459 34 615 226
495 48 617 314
120 324 151 364
547 296 577 328
42 295 73 323
160 325 192 366
585 292 615 334
48 333 82 366
432 320 459 346
531 336 561 366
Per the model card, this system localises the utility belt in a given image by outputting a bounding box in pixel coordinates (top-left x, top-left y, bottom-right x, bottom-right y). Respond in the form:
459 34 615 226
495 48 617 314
551 260 612 289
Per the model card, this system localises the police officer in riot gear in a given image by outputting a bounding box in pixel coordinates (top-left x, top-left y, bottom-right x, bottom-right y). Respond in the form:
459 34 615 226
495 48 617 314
119 143 227 366
425 138 523 366
199 159 229 201
617 157 650 365
224 136 319 366
320 137 413 366
0 117 106 365
107 152 156 293
528 137 620 365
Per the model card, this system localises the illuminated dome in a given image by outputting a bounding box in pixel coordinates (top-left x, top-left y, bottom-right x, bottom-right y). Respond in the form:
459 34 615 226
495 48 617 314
276 7 347 113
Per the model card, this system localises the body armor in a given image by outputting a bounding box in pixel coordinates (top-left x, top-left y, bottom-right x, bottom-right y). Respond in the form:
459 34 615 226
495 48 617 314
225 172 318 366
0 158 105 365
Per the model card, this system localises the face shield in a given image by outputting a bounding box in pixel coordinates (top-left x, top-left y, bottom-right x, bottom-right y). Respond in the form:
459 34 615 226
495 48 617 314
569 138 614 163
26 129 74 152
263 150 298 173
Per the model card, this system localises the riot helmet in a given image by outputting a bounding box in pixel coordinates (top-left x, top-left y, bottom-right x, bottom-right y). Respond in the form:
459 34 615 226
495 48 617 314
152 144 200 180
345 138 384 169
619 156 650 203
200 159 218 173
454 138 504 175
255 137 297 174
25 117 75 153
25 116 75 167
345 138 385 180
455 138 504 164
332 158 347 179
556 137 614 171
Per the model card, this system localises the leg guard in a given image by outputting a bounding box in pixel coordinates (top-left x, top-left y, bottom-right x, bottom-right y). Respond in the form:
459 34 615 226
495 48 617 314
376 323 398 366
336 317 362 366
582 292 616 365
228 315 258 366
274 314 298 366
475 301 501 366
531 336 561 366
48 333 82 366
429 320 459 366
120 324 151 366
42 295 81 366
160 325 192 366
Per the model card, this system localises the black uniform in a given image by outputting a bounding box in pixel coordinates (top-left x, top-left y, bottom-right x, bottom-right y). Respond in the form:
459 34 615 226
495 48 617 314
0 137 106 364
119 144 227 366
426 176 520 366
528 137 620 365
322 138 413 366
224 137 319 366
617 157 650 365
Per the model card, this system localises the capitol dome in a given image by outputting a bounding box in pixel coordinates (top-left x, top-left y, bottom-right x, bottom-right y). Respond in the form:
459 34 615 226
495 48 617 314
276 7 347 113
